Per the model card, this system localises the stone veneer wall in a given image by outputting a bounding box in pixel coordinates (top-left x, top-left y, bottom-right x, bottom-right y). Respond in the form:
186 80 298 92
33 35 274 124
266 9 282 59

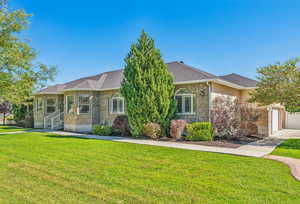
175 83 210 122
99 90 126 125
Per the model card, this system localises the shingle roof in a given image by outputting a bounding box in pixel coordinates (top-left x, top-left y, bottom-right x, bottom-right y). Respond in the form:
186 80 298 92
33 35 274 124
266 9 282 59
219 73 258 88
35 61 257 94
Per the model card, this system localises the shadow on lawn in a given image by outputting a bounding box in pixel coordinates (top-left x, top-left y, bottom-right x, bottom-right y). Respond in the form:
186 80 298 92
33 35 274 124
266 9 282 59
277 139 300 150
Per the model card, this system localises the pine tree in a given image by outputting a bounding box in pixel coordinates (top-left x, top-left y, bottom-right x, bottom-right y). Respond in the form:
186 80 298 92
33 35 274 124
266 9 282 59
121 30 176 137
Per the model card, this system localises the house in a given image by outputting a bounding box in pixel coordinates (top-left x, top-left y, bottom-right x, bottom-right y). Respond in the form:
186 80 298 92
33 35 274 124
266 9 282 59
33 61 285 136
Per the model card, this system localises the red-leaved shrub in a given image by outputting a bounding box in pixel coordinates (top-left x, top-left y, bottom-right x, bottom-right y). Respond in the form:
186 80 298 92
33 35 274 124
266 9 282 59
211 96 261 138
170 120 187 140
112 115 130 136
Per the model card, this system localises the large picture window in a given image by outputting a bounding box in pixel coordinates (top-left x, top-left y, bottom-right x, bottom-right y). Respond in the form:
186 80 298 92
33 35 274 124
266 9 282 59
66 95 75 114
175 89 196 114
110 95 124 114
78 95 90 114
46 97 56 113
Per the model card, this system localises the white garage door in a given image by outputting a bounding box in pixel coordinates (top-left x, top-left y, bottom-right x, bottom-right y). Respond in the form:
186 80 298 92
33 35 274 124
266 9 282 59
286 112 300 129
272 109 279 132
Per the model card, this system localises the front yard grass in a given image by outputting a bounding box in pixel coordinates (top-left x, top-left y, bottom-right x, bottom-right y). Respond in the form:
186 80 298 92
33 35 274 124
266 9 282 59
0 132 299 204
271 139 300 159
0 126 31 133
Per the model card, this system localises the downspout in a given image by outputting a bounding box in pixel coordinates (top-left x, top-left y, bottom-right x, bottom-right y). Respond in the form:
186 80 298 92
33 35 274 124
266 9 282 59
207 81 212 122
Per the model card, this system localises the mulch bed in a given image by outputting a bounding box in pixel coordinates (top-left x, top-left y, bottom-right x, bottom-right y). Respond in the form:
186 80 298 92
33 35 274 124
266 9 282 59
163 135 265 149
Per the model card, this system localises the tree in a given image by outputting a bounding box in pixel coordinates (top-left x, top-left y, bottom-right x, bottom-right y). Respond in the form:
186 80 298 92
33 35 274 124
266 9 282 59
249 58 300 112
121 30 176 137
0 0 56 104
0 101 11 125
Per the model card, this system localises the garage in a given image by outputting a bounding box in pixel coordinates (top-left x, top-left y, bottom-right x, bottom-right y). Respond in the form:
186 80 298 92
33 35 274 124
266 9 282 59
272 109 279 132
286 112 300 130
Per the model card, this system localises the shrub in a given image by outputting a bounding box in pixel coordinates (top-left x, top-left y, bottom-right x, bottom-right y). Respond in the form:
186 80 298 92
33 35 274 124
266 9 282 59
170 120 187 140
112 115 130 136
186 122 214 141
210 96 240 139
142 123 161 140
92 125 113 136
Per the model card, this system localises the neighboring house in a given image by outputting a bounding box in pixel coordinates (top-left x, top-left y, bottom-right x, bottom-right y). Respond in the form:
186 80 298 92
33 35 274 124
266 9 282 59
33 61 285 136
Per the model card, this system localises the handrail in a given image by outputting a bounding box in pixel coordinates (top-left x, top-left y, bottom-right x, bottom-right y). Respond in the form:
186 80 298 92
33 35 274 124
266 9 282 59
51 112 64 129
44 111 64 129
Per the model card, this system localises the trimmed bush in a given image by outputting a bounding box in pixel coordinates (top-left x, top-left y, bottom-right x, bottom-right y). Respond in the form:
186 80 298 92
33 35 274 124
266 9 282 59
112 115 130 136
92 125 113 136
142 123 161 140
170 120 187 140
186 122 214 141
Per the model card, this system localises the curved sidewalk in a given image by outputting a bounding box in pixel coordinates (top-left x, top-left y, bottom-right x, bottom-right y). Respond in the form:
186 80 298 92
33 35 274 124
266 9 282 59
39 130 283 158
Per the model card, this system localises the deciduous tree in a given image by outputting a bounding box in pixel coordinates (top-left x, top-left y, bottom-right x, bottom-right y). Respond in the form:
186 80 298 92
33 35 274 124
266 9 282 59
249 58 300 112
0 0 56 104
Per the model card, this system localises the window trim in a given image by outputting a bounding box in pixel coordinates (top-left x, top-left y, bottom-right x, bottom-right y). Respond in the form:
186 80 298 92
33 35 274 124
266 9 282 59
110 96 125 114
66 95 75 114
36 98 43 112
175 90 196 115
77 94 90 114
46 97 57 114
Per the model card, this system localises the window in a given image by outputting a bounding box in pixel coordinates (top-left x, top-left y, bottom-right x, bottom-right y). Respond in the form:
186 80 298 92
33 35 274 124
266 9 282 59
46 97 56 113
78 95 90 114
66 95 74 114
175 89 196 114
36 98 43 112
110 95 124 114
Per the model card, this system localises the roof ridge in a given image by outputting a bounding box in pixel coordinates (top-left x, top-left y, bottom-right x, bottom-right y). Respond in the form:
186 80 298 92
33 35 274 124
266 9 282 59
172 61 217 78
220 73 258 82
96 73 108 89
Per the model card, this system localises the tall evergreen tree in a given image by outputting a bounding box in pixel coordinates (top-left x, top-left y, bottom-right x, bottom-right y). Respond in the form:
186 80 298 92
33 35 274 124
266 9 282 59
121 30 176 137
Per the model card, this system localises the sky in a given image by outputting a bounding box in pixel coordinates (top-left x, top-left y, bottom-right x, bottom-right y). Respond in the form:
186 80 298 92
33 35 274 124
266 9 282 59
11 0 300 85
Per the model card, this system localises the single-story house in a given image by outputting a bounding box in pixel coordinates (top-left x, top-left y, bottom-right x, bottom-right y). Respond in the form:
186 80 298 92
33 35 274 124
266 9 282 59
33 61 285 136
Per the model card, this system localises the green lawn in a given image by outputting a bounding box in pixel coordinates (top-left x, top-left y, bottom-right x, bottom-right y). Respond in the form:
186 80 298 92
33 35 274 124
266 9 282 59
271 139 300 159
0 132 299 204
0 126 31 133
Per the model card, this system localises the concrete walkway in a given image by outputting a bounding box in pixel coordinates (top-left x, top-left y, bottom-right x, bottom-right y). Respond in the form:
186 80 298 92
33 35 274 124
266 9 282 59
0 129 44 135
0 129 298 158
34 130 283 158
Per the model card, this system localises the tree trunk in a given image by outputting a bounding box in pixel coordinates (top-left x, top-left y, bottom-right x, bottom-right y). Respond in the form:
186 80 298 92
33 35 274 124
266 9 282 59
3 113 5 125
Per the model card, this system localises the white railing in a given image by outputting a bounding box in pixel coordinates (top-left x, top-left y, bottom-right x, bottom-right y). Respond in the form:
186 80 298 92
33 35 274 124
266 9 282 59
44 111 64 130
51 112 64 130
44 111 59 129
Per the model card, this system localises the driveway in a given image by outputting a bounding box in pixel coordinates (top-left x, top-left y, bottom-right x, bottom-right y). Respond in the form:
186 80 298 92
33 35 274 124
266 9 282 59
271 129 300 139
